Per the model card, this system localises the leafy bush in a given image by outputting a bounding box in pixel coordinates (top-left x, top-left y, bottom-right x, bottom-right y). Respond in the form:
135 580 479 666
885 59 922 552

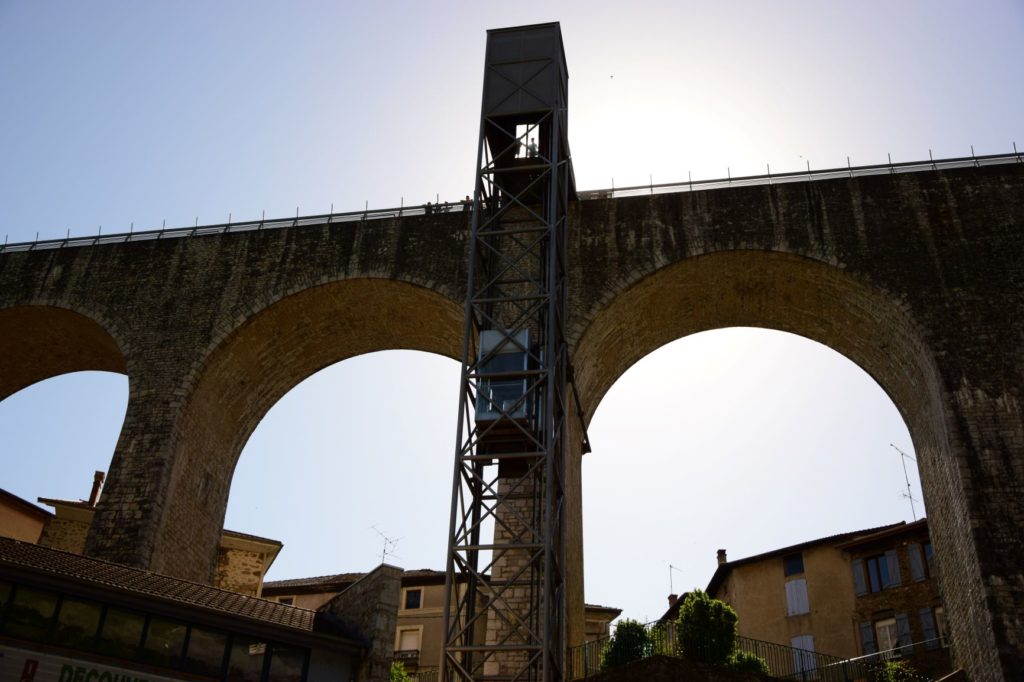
729 650 770 675
600 619 650 670
675 590 738 665
390 661 411 682
873 659 918 682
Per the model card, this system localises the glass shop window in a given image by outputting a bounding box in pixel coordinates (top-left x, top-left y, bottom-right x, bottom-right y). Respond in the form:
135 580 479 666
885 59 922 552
227 636 267 681
96 606 146 660
267 644 306 682
185 626 229 677
53 597 103 650
4 585 58 641
140 615 187 668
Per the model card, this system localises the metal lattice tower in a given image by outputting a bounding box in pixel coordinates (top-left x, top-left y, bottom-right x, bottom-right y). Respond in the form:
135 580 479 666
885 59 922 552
442 23 580 682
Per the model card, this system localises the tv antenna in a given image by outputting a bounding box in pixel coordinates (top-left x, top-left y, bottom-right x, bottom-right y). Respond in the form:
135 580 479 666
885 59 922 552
669 564 683 594
890 444 919 521
370 525 401 564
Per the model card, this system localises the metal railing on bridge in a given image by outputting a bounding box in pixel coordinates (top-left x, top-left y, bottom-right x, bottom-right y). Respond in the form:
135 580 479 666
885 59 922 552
566 620 939 681
2 150 1020 255
576 150 1024 201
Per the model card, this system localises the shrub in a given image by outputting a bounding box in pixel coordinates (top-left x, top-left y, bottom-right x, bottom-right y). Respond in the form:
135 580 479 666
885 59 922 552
873 659 919 682
390 661 411 682
729 650 770 675
600 619 650 670
675 590 738 665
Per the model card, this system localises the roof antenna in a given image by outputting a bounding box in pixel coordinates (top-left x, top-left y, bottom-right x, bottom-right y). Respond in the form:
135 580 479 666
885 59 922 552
370 525 401 565
890 444 919 521
669 564 683 594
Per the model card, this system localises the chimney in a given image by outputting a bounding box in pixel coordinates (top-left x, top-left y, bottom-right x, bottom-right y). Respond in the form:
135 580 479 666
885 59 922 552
668 593 678 607
89 471 105 506
717 549 727 565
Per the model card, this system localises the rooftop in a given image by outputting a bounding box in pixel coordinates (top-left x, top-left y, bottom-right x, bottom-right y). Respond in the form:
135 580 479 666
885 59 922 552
0 536 346 640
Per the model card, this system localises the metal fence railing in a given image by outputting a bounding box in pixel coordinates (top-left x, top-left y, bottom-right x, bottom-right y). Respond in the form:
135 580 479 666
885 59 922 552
566 620 938 681
576 151 1023 201
2 151 1020 255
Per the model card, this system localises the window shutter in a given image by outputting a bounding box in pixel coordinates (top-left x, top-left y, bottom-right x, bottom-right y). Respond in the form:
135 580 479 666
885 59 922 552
860 621 877 654
920 608 939 650
895 612 912 654
908 543 925 582
852 559 868 596
885 550 902 587
786 579 809 615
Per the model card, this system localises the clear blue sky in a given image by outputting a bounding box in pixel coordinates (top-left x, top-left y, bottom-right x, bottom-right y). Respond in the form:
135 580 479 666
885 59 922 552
1 1 1021 624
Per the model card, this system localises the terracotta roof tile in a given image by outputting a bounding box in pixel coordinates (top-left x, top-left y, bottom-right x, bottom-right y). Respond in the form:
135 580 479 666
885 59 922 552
0 537 318 632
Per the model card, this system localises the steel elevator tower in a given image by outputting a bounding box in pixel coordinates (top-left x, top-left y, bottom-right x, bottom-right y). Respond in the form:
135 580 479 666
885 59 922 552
443 23 582 682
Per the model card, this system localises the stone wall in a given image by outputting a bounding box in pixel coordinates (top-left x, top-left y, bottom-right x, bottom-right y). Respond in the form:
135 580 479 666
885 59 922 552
2 164 1023 679
37 517 88 554
318 564 402 682
212 547 266 597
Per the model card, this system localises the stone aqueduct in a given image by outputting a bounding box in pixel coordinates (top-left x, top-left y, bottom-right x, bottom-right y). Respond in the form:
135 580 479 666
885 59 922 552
1 164 1022 679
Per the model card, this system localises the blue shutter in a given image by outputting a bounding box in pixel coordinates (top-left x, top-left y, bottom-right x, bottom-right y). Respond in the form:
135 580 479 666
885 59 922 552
852 559 868 595
885 550 902 587
908 543 925 582
860 621 877 654
895 612 912 654
920 608 939 650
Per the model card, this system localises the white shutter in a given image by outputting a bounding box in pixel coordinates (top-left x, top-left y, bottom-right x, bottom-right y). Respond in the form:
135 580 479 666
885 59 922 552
786 578 810 615
791 635 815 675
398 629 420 651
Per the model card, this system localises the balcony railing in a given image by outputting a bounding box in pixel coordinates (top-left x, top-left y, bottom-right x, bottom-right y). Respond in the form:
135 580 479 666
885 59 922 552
567 620 938 681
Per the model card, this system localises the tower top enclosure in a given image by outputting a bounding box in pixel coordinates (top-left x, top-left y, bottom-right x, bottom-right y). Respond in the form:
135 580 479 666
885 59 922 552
481 22 575 197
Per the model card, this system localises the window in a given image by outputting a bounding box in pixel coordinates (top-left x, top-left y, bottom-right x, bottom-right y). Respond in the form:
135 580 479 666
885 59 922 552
53 597 103 650
858 550 902 593
783 553 804 576
267 644 306 682
140 615 187 668
404 588 422 610
4 585 58 641
875 618 898 658
96 607 146 660
398 628 421 652
785 578 809 616
227 635 266 681
476 330 529 421
875 613 912 658
791 634 815 677
185 626 229 677
278 597 294 606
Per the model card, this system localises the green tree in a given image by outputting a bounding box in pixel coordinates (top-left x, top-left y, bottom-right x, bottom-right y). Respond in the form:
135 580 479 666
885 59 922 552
600 619 650 670
390 660 411 682
675 590 738 665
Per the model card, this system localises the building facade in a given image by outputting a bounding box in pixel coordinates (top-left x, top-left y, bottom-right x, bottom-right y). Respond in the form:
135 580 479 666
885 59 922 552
673 520 952 679
838 520 951 679
0 536 394 681
264 570 620 677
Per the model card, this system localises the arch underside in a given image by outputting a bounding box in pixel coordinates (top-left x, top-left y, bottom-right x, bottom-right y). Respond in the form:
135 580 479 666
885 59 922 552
0 306 128 402
151 278 464 579
574 251 946 453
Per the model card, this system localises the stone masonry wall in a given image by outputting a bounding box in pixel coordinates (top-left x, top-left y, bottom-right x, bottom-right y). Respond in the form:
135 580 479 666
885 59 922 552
319 564 402 682
2 164 1022 679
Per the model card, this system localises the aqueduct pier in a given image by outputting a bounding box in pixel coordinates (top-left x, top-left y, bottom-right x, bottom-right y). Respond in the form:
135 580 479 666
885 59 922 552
1 161 1022 680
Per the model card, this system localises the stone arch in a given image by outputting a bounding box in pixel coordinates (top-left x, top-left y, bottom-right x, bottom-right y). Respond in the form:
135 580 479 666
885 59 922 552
149 277 464 580
572 248 992 672
0 305 129 402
